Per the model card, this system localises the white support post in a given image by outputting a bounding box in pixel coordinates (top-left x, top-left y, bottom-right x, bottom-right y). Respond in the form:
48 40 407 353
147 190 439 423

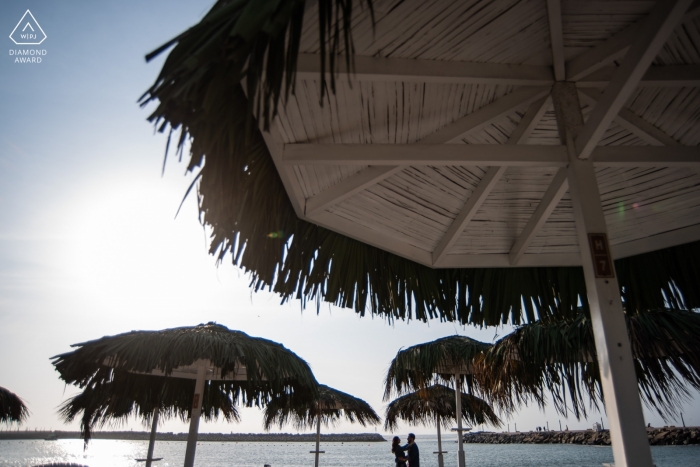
546 0 565 81
434 414 445 467
552 82 653 467
183 363 207 467
313 410 322 467
455 376 466 467
145 409 159 467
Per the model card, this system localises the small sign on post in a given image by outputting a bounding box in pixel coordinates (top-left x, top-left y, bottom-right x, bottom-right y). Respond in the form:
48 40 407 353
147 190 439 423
587 233 614 278
192 394 200 410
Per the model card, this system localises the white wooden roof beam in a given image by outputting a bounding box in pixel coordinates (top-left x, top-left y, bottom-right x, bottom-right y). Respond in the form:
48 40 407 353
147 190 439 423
574 0 694 160
547 0 566 81
508 168 569 266
578 89 679 146
417 86 552 144
295 54 554 86
506 96 551 145
304 165 403 216
283 144 700 167
566 2 700 82
578 65 700 88
432 166 507 266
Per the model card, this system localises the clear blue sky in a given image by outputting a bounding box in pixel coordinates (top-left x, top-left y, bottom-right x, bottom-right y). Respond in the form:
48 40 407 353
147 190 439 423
0 0 696 438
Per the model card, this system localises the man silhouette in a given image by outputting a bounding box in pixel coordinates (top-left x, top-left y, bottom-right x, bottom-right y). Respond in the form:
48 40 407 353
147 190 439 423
404 433 419 467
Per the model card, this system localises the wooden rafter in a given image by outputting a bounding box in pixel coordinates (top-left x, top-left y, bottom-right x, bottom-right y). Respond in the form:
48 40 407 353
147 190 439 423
432 166 507 266
283 144 700 167
574 0 694 160
417 86 552 144
506 96 550 145
546 0 565 81
304 166 403 216
508 168 569 266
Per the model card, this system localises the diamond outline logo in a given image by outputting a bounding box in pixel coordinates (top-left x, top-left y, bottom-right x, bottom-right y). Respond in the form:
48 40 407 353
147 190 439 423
9 10 47 45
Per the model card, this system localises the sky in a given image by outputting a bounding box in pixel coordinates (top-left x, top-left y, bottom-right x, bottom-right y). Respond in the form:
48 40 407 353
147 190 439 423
0 0 697 439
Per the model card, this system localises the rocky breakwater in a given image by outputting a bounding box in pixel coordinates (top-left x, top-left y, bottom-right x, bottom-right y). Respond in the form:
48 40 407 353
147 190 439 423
463 427 700 446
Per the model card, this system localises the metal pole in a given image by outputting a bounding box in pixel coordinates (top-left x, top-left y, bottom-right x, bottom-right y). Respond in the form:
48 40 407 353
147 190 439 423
146 409 159 467
183 363 207 467
559 420 562 431
680 413 685 428
551 82 653 467
314 410 321 467
455 375 465 467
436 414 444 467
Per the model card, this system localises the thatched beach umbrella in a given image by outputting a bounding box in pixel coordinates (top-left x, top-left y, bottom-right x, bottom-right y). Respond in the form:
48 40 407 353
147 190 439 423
385 385 501 467
384 336 490 467
139 3 700 467
52 323 317 467
477 309 700 421
263 384 380 467
57 370 240 466
0 386 29 424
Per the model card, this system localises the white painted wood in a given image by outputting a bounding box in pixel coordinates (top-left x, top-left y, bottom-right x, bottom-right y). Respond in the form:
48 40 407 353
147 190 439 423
455 378 465 467
438 253 581 268
285 144 700 167
432 166 507 266
575 0 695 159
261 120 307 217
145 410 159 467
183 363 207 467
509 168 569 265
592 146 700 167
552 81 653 467
295 54 554 86
418 86 552 144
612 223 700 259
565 22 640 82
547 0 565 81
305 166 403 215
284 144 569 166
507 97 551 145
577 65 700 88
314 410 322 467
578 89 679 146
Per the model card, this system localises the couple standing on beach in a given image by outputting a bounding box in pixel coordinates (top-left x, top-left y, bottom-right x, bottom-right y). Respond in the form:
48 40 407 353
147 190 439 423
392 433 419 467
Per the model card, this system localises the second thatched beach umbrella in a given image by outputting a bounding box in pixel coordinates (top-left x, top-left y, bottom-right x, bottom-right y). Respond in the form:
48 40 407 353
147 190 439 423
384 336 491 467
263 384 380 467
57 370 240 466
52 322 317 467
385 385 501 467
0 386 29 425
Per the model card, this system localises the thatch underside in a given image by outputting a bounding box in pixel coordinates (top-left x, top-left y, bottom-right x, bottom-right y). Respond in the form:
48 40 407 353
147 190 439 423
477 309 700 421
140 0 700 326
384 384 501 431
263 384 380 430
0 386 29 424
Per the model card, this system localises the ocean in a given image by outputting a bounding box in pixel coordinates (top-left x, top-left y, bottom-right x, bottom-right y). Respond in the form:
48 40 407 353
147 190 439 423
1 434 698 467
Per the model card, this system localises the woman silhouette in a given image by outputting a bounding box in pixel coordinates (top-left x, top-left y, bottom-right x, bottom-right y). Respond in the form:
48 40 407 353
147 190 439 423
392 436 408 467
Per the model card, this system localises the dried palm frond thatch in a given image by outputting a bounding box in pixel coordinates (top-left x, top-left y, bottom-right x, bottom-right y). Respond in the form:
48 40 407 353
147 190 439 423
384 384 501 431
476 309 700 421
58 370 240 444
384 336 491 400
51 322 318 406
0 386 29 424
140 0 700 326
263 384 380 430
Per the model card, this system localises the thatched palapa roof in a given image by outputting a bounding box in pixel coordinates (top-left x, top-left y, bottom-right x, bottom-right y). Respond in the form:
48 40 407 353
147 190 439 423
263 384 380 430
384 384 501 431
0 386 29 424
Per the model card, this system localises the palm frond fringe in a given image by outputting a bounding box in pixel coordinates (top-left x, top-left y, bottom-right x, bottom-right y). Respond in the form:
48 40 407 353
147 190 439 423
476 309 700 421
384 384 501 431
58 370 240 445
263 384 380 430
0 386 29 424
141 0 700 326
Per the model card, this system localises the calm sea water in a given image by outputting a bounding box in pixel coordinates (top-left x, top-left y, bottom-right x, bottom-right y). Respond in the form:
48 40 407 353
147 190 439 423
1 435 699 467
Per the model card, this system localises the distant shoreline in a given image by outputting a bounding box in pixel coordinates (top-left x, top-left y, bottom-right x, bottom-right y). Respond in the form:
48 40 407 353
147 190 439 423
0 431 387 443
